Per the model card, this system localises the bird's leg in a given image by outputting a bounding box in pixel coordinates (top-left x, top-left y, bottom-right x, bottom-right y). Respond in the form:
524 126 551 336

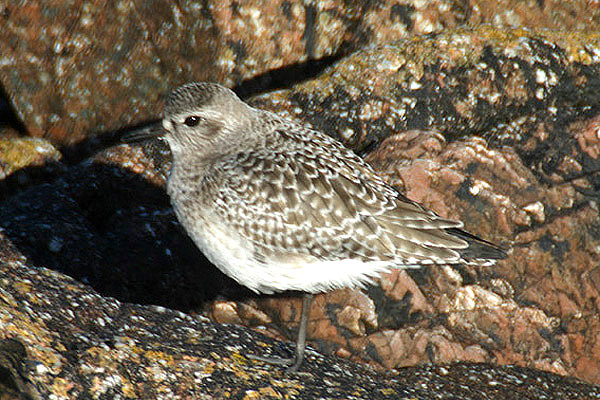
248 293 313 373
286 293 312 372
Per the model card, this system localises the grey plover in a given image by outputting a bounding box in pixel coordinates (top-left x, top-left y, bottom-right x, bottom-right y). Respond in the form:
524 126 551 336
142 82 506 372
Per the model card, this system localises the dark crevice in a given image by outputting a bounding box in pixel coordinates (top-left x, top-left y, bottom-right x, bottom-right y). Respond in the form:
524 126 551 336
233 52 345 99
0 86 27 134
0 161 249 310
390 4 415 31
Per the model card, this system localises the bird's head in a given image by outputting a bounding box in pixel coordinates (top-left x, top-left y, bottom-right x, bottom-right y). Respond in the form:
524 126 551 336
162 82 256 162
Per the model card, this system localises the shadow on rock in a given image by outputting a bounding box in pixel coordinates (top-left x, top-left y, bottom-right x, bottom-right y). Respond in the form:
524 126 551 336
0 140 252 311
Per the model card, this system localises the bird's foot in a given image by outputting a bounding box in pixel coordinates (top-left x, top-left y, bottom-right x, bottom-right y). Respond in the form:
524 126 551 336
247 294 313 373
247 353 303 373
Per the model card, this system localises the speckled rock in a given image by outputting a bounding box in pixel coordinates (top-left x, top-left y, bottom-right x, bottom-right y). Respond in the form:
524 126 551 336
1 1 599 145
1 246 599 399
227 27 600 382
250 26 600 154
1 22 600 394
0 136 60 178
0 0 404 144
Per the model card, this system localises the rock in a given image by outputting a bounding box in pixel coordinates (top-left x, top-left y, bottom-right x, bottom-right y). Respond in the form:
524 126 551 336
0 136 65 201
238 27 600 382
1 10 600 396
0 136 61 178
250 27 600 154
1 1 599 144
1 246 599 399
0 0 401 144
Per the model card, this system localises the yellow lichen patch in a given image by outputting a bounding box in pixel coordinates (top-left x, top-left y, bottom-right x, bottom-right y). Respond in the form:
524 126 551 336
121 380 137 398
143 349 176 366
537 30 600 64
224 360 253 381
243 390 261 400
79 347 126 381
0 280 20 308
89 373 137 399
0 137 61 177
12 280 35 297
379 388 398 396
119 340 145 357
231 352 249 366
197 360 216 376
51 377 79 398
258 386 283 398
0 306 65 369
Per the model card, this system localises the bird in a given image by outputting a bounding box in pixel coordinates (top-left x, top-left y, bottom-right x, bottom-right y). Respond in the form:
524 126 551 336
134 82 506 373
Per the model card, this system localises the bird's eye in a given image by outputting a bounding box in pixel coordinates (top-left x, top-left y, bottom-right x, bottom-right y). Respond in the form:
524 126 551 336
184 116 201 127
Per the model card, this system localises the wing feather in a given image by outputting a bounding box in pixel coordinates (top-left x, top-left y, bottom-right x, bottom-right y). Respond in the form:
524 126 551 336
209 123 504 266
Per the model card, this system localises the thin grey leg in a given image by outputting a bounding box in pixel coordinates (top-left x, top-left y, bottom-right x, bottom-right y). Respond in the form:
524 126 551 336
286 293 313 373
248 293 313 373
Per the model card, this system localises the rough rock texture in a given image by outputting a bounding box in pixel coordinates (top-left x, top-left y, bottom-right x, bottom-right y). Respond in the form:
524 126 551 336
241 26 600 383
251 27 600 154
0 137 60 178
1 1 599 144
2 4 600 398
1 249 599 399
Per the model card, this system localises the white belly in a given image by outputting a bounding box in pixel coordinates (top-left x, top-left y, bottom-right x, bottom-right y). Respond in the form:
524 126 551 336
176 209 394 294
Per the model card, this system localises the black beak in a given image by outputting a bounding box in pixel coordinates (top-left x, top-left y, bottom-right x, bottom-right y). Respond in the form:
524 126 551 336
121 120 165 143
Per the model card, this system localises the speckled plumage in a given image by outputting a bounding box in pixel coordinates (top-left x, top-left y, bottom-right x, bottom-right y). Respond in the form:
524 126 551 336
162 82 504 295
159 82 506 371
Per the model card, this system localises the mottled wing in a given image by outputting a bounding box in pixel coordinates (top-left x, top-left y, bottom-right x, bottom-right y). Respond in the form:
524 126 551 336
209 124 489 266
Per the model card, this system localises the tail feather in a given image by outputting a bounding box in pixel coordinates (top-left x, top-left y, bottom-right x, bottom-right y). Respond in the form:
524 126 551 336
445 227 507 262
